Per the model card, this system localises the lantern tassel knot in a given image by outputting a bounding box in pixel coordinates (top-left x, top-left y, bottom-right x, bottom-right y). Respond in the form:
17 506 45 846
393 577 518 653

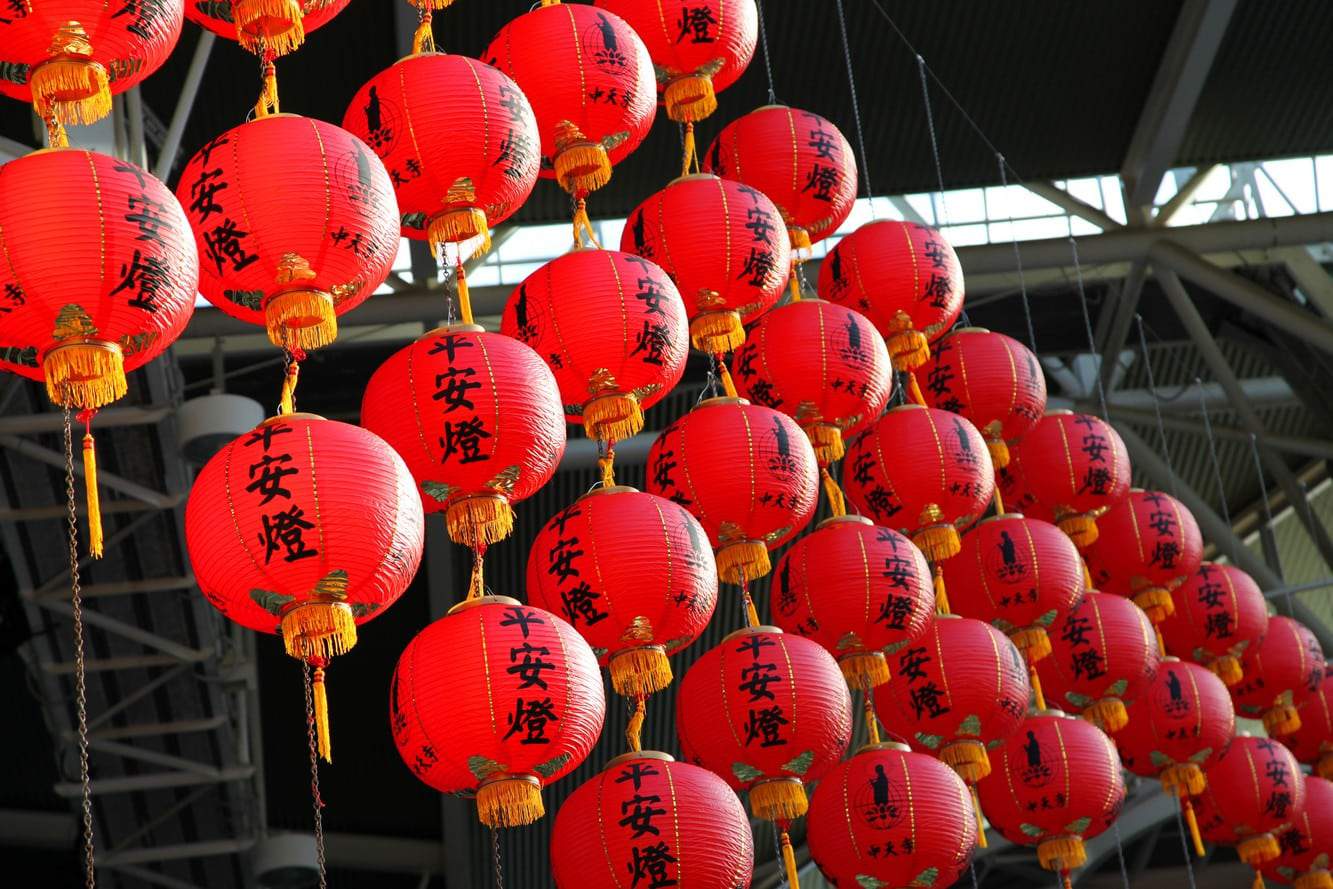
970 783 989 848
749 778 807 822
570 197 601 250
234 0 306 57
279 359 300 416
1037 836 1087 872
678 121 697 179
44 340 126 410
840 651 889 688
1262 692 1302 737
609 646 672 698
454 261 475 326
311 663 332 763
1132 586 1175 623
940 739 990 783
888 329 930 371
689 308 745 353
585 392 643 444
1209 654 1244 687
80 416 103 560
1083 696 1128 733
1177 789 1205 858
717 539 770 586
410 8 435 55
31 22 111 126
932 563 951 615
987 437 1011 468
477 775 545 828
446 493 515 548
625 694 647 752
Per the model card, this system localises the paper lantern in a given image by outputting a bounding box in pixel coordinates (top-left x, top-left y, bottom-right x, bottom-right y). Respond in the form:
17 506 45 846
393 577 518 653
551 751 754 889
184 0 350 56
177 114 398 351
622 173 791 354
917 327 1046 467
645 398 818 583
771 516 934 688
844 405 995 563
676 626 852 822
343 52 539 254
704 105 856 250
391 596 605 827
1283 670 1333 781
807 742 976 889
1009 412 1130 549
1261 775 1333 889
1232 616 1326 738
1037 591 1161 732
819 220 964 370
0 2 183 124
1084 489 1203 624
187 414 424 760
874 615 1030 785
483 1 655 197
1160 562 1270 687
1199 736 1307 875
976 712 1125 884
501 249 688 444
731 299 893 465
361 327 566 547
996 461 1049 523
525 487 717 699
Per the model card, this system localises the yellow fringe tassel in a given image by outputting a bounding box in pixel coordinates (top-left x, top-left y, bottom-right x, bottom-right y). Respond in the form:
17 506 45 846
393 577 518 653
1160 762 1206 797
1028 659 1048 711
597 451 616 489
993 484 1005 516
1038 836 1087 872
625 694 647 752
31 56 111 126
446 494 515 548
279 361 299 416
1238 833 1281 867
1296 871 1333 889
840 651 890 688
971 783 989 848
987 437 1011 469
941 739 990 783
1012 626 1053 662
1059 512 1099 549
410 10 435 55
888 329 930 371
265 290 337 351
807 424 845 466
821 467 847 517
716 360 739 399
1083 697 1128 733
82 432 103 559
679 120 697 179
281 602 358 662
584 393 643 444
477 776 545 828
609 646 673 698
779 830 801 888
555 142 612 195
906 371 928 407
1263 695 1302 737
312 666 332 763
690 310 745 353
933 564 951 615
454 264 475 325
749 778 807 822
254 59 280 118
1132 586 1175 623
788 226 812 253
1179 790 1205 858
44 342 126 411
914 523 961 562
788 266 802 303
665 73 718 124
717 539 770 585
1209 654 1243 687
234 0 306 57
429 208 491 260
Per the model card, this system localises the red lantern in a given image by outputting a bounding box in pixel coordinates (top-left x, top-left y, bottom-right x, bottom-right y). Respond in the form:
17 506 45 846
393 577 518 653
996 461 1050 522
185 0 350 57
1009 412 1131 549
1037 591 1161 732
1084 488 1203 624
483 2 655 198
771 516 934 689
551 751 754 889
177 115 399 351
525 487 717 699
1160 562 1270 687
0 2 183 125
731 299 893 465
1198 735 1307 874
622 173 791 354
917 328 1046 468
1233 616 1326 738
1283 670 1333 781
941 514 1084 667
187 414 425 760
819 220 964 370
500 249 688 444
807 742 976 889
976 712 1125 884
645 398 818 583
873 616 1030 785
361 327 566 548
676 626 852 821
391 596 605 827
843 405 995 563
343 52 540 255
704 105 856 250
1261 775 1333 889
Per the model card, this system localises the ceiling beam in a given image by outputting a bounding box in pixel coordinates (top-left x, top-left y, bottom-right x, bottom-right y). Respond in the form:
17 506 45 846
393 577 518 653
1154 164 1220 226
154 31 215 182
1024 181 1124 230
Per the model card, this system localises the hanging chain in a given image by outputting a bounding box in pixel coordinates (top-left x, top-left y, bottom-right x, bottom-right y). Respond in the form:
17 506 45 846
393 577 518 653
1070 236 1109 419
915 55 949 227
754 0 778 105
997 153 1037 352
491 827 505 889
1135 315 1179 497
1247 432 1288 593
302 663 328 889
1173 798 1201 889
1195 378 1232 527
63 408 97 889
833 0 874 215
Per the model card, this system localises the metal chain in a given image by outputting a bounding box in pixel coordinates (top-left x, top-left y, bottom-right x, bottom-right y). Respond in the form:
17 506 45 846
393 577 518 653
915 55 949 227
833 0 874 213
997 152 1037 353
302 663 328 889
1195 378 1232 526
754 0 778 105
63 407 97 889
1135 315 1179 497
1070 236 1110 419
491 827 505 889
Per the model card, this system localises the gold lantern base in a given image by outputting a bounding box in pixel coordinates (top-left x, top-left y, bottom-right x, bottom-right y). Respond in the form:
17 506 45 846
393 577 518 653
445 492 515 548
265 289 337 351
609 645 673 698
940 738 991 783
690 309 746 354
1038 835 1087 871
584 391 644 444
43 339 126 410
717 538 771 585
477 774 545 828
234 0 306 56
748 776 808 822
665 73 717 123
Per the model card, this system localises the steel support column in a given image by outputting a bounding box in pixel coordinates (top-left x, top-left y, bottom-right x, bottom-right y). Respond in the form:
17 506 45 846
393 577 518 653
155 31 215 181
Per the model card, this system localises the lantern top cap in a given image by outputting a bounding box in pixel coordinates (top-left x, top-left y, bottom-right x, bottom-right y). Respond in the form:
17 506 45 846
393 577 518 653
580 484 640 500
722 625 783 643
936 612 962 621
425 324 486 337
1044 408 1076 417
887 402 927 413
753 103 791 112
259 412 326 427
816 514 873 530
604 750 675 769
696 396 750 409
946 326 991 336
1161 655 1181 663
978 512 1026 525
447 594 522 615
1031 708 1074 719
856 741 912 754
669 172 720 185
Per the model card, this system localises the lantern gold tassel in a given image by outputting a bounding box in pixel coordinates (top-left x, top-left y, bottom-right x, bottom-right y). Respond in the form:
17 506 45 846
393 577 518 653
597 447 616 489
716 361 739 399
476 775 545 828
820 468 847 517
82 430 103 559
788 266 802 303
779 829 801 889
429 208 491 259
1209 654 1244 687
1028 659 1047 711
1011 626 1052 662
1296 872 1333 889
1083 696 1127 733
554 132 612 195
839 651 890 688
679 121 697 179
234 0 306 57
665 74 717 124
1177 789 1205 858
1262 692 1302 737
861 679 882 742
311 664 332 763
31 23 111 125
410 8 435 55
887 329 930 371
932 564 951 615
625 694 647 752
993 484 1005 516
970 783 989 848
446 493 515 547
610 646 673 698
1238 833 1281 867
788 226 812 253
279 360 299 416
940 739 990 783
987 437 1011 468
585 392 643 443
716 539 770 585
913 523 960 562
690 309 745 353
808 423 845 465
254 56 280 118
906 371 928 407
44 340 127 410
1252 873 1267 889
1037 836 1087 872
749 778 807 822
265 290 337 351
454 261 475 325
281 602 358 662
1058 512 1099 549
1160 762 1206 797
1132 586 1175 623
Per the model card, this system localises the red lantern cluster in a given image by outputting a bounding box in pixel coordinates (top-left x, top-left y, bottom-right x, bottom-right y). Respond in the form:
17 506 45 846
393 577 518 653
1232 615 1326 738
1284 670 1333 780
1159 562 1270 687
1260 775 1333 889
1197 735 1307 875
1084 488 1203 624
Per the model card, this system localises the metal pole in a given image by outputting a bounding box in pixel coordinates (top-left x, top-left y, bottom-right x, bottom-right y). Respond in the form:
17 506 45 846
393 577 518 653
154 31 216 181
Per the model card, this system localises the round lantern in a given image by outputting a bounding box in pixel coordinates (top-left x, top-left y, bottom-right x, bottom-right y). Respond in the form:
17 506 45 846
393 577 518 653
807 742 976 889
996 460 1048 523
500 249 688 445
645 398 818 584
1084 488 1203 624
177 114 398 351
1284 670 1333 780
976 712 1126 885
525 487 717 700
676 626 852 822
1160 562 1270 687
361 327 566 548
344 52 540 256
819 220 964 371
731 299 893 465
391 596 605 827
843 405 995 564
1009 412 1131 548
941 514 1084 669
622 173 791 354
0 2 183 125
551 751 754 889
704 105 856 250
1233 616 1326 738
771 516 934 688
482 1 655 199
1262 775 1333 889
1037 591 1161 732
917 327 1047 467
873 615 1030 786
187 413 425 761
1198 735 1307 876
185 0 350 57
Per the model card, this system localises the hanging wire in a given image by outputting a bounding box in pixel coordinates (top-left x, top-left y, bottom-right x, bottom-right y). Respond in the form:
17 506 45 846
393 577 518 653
62 408 96 889
832 0 875 217
491 827 505 889
968 856 982 889
754 0 779 105
1247 433 1289 603
915 54 949 227
1195 377 1232 528
1110 817 1132 889
1070 236 1109 419
1173 796 1202 889
996 153 1037 353
1135 314 1180 497
301 663 328 889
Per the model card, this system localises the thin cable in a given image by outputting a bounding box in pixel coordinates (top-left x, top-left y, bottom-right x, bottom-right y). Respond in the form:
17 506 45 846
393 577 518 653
302 663 328 889
1110 817 1132 889
833 0 875 214
1135 314 1179 497
1173 798 1201 889
1196 378 1232 527
996 152 1036 352
63 408 96 889
1247 432 1288 591
969 856 982 889
915 54 949 226
754 0 778 105
491 827 505 889
1070 236 1109 418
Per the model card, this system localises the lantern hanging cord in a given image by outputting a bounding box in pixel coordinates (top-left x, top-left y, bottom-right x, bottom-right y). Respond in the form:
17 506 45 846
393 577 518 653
597 439 616 488
1172 794 1201 889
1071 236 1109 419
491 826 505 889
301 662 329 889
833 0 875 215
1246 431 1288 593
1134 315 1180 497
468 544 487 600
279 350 302 416
76 409 103 559
741 575 761 629
1195 377 1233 527
454 256 475 325
63 408 97 889
968 856 982 889
411 5 435 55
860 675 881 745
254 48 279 119
997 153 1037 353
626 694 646 752
915 54 949 228
715 354 739 399
754 0 778 105
1110 815 1132 889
